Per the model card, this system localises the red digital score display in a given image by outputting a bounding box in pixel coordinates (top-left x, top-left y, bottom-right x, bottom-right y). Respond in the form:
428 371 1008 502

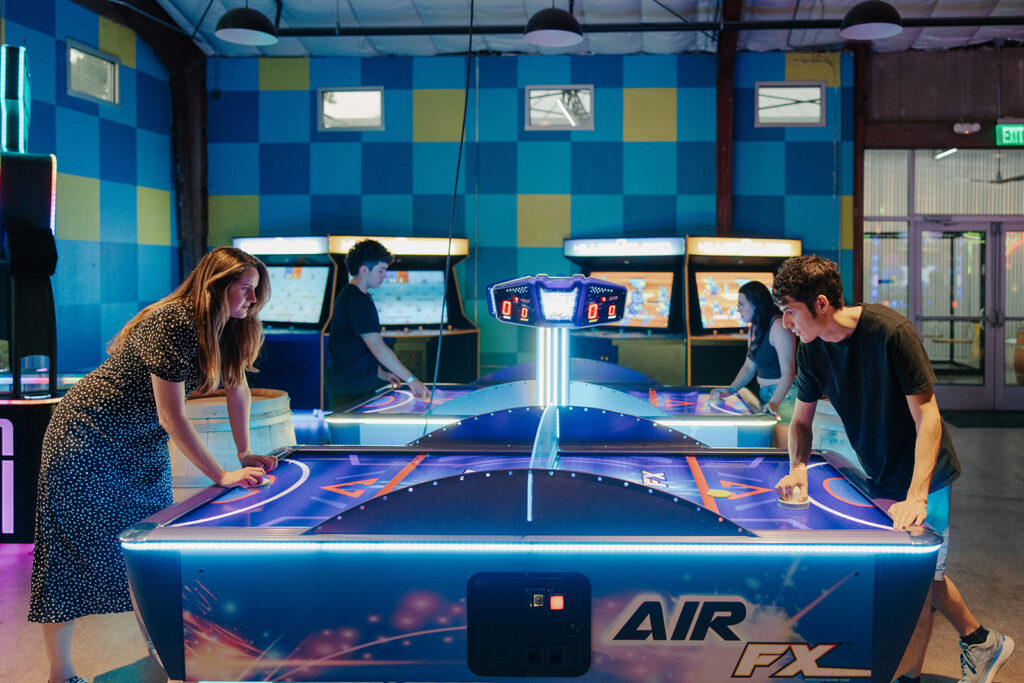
490 277 625 327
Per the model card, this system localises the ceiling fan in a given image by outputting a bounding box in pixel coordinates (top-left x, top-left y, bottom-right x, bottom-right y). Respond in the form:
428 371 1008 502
968 155 1024 185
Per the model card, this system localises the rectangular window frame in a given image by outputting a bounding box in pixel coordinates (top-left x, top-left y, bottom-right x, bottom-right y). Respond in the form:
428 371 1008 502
754 81 825 128
317 86 385 132
525 85 595 131
66 39 120 106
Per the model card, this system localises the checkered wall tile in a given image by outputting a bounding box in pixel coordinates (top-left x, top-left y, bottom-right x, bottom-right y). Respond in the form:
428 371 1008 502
2 0 179 372
6 0 852 374
206 51 851 370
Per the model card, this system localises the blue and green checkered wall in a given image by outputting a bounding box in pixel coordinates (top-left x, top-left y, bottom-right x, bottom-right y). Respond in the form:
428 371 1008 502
2 0 179 372
207 51 853 371
3 0 853 374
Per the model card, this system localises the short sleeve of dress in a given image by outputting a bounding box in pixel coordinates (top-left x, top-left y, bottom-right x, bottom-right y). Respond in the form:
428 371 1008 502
126 301 199 383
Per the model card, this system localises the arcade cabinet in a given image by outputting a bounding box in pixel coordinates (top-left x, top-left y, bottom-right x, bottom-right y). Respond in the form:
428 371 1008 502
0 45 63 542
233 237 335 411
684 236 801 386
328 235 478 387
564 237 687 384
233 235 479 412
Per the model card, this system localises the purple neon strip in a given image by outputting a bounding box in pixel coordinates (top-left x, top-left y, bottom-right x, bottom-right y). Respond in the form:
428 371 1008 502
0 418 13 456
2 461 13 535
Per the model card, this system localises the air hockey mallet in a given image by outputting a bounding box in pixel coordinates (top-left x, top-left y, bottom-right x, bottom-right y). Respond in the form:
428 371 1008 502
778 483 809 510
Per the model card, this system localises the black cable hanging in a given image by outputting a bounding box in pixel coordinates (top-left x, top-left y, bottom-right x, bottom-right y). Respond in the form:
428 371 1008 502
421 0 476 434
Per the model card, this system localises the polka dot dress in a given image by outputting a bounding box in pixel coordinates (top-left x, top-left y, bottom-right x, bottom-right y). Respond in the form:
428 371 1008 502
28 300 202 623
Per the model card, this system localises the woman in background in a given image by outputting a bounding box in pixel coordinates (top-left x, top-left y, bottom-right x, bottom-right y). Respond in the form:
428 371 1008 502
29 247 278 683
710 280 797 447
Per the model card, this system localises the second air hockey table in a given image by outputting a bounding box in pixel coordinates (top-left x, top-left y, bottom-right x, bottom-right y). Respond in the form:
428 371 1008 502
328 359 775 448
123 407 938 683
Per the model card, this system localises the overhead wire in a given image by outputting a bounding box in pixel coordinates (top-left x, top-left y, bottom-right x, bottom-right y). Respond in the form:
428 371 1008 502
421 0 477 435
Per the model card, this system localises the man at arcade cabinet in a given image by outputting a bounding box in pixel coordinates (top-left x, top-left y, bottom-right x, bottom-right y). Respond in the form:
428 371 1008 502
327 239 429 410
771 255 1013 683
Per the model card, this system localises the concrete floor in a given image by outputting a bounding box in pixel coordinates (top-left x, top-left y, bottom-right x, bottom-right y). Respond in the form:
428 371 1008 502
2 423 1021 683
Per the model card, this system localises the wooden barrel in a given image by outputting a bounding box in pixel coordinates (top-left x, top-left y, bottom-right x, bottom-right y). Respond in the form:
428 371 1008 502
1015 322 1024 386
170 388 296 487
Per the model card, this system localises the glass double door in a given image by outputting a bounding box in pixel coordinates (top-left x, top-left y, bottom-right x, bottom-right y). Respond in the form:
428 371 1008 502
910 221 1024 410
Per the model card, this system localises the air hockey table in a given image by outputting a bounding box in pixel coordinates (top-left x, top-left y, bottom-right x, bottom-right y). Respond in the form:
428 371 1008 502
123 407 938 683
327 359 774 448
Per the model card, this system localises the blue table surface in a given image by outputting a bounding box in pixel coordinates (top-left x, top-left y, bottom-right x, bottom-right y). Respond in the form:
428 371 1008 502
170 451 893 532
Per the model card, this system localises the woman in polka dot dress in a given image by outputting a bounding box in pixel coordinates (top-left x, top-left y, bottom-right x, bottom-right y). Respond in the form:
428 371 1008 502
28 247 278 683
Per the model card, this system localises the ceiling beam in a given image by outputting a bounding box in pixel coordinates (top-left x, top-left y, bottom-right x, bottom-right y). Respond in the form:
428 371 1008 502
273 16 1024 39
716 0 742 238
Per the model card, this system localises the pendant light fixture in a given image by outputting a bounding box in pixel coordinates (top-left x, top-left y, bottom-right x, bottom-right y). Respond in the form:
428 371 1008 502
215 3 279 46
524 3 584 48
839 0 903 41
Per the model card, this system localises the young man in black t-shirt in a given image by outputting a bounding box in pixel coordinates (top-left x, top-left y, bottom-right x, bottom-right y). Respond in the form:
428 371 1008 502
327 240 428 410
771 255 1012 683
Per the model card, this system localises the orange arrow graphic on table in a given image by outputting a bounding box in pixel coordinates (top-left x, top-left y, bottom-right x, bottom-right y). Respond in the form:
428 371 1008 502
719 479 774 500
322 478 379 498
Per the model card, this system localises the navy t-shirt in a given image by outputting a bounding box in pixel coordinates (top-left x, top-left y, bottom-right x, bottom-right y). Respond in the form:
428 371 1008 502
328 284 382 395
796 304 960 497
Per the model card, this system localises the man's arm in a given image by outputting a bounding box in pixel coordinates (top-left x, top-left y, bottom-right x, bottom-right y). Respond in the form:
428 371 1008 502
361 332 429 397
888 390 941 529
775 398 817 499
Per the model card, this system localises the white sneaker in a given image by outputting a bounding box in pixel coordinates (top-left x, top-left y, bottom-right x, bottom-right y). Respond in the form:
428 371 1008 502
959 629 1014 683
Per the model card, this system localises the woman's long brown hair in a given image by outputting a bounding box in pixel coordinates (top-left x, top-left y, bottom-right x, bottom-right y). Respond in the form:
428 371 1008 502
108 247 270 393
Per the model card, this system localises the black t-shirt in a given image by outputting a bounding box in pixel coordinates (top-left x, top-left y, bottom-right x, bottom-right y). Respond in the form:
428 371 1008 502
796 304 960 497
327 284 382 395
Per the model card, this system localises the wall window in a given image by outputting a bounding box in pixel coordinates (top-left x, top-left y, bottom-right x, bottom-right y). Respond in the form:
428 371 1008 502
755 82 824 127
67 40 119 105
318 87 384 131
525 86 594 131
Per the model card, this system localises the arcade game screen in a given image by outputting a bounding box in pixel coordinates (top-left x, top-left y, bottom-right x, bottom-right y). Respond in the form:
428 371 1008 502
374 270 449 326
695 271 774 330
589 271 673 329
261 265 331 325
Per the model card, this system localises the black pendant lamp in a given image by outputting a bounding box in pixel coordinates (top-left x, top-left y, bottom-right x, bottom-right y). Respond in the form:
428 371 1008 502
215 4 279 46
839 0 903 40
524 6 584 48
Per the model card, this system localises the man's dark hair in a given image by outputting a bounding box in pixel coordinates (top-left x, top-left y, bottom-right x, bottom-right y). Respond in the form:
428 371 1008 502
772 255 844 315
345 239 393 276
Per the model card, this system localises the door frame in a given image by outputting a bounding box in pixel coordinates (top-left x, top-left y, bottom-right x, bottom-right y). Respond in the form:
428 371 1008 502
995 222 1024 410
909 217 1024 410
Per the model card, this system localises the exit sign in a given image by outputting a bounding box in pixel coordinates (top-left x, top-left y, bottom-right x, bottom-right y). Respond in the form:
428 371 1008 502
996 124 1024 146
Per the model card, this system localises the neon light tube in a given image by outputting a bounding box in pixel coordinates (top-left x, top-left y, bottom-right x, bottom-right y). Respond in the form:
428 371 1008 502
122 540 940 556
325 416 458 427
232 236 329 255
49 155 57 234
